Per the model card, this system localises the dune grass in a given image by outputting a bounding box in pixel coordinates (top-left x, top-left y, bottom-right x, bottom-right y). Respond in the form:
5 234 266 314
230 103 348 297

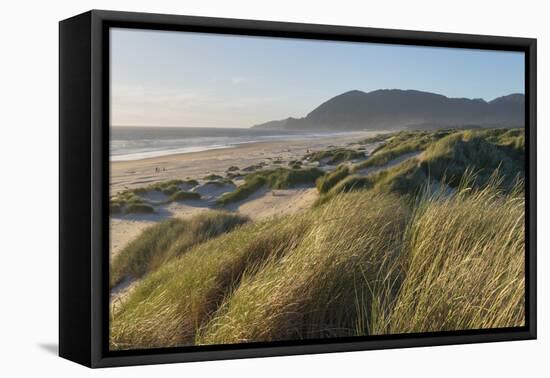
304 148 365 165
110 179 201 213
315 164 350 194
370 178 525 334
323 129 525 202
169 191 201 202
110 127 526 350
110 211 249 288
354 129 452 171
261 167 324 189
217 167 324 205
197 191 408 344
420 131 524 188
110 191 407 349
110 214 312 350
216 176 268 206
203 174 224 181
111 173 525 350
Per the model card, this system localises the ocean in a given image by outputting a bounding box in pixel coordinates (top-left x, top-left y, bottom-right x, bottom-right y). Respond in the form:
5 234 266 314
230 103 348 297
110 126 358 161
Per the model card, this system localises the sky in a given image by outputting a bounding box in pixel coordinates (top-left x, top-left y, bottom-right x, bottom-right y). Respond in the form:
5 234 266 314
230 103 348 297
111 28 525 128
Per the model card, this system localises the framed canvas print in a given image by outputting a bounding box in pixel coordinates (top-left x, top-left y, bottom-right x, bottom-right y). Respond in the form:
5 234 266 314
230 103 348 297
59 10 536 368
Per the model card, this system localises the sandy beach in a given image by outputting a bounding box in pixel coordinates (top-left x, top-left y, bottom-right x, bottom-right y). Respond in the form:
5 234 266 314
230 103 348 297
111 133 373 192
110 132 379 258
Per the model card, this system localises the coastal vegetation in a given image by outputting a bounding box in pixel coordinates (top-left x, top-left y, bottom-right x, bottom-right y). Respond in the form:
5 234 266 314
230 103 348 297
304 147 365 165
110 127 526 350
110 212 249 288
217 167 323 205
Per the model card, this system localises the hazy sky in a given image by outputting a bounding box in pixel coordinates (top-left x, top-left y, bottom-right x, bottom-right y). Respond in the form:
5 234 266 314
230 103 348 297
111 28 525 128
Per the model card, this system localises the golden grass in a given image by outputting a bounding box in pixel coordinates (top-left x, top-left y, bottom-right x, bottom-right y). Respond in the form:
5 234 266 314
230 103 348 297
110 168 525 350
377 179 525 333
197 191 407 344
110 211 248 288
110 215 312 350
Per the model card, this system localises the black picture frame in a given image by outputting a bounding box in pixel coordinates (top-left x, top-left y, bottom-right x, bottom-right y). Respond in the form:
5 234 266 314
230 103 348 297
59 9 537 368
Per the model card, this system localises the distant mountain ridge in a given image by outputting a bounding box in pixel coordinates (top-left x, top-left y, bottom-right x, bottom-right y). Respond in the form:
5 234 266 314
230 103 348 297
252 89 524 131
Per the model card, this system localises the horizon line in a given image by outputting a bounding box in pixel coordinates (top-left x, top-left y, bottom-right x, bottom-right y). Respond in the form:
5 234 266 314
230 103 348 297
110 88 524 129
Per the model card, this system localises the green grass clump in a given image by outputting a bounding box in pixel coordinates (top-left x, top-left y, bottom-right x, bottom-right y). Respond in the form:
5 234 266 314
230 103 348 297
112 190 145 206
354 130 452 171
126 195 144 205
495 129 525 151
317 175 374 206
203 174 223 181
146 180 184 193
315 164 350 194
420 131 523 188
182 179 199 187
110 212 249 288
169 191 201 202
262 167 324 189
110 179 203 212
217 168 323 205
304 148 365 165
217 176 267 206
141 179 199 194
163 185 180 195
126 203 154 214
323 162 423 201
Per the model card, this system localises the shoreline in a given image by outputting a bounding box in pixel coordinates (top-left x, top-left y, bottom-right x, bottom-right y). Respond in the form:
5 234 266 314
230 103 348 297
110 132 376 193
110 131 373 163
109 131 378 258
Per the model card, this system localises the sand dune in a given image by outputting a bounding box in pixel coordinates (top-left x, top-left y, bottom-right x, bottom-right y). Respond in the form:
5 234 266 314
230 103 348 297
110 133 376 257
